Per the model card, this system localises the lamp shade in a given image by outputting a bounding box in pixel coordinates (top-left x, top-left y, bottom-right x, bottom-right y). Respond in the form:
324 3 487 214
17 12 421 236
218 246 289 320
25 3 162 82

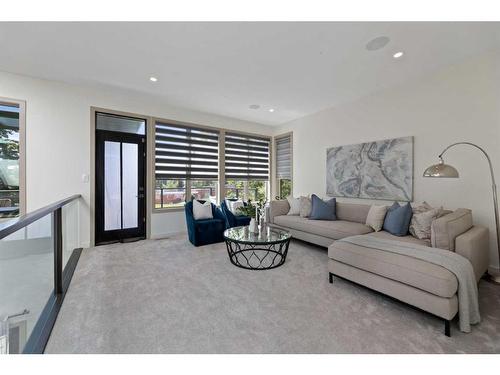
423 159 459 178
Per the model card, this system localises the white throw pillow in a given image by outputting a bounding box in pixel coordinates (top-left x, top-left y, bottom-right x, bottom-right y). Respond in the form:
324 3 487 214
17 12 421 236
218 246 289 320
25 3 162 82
365 205 388 232
286 196 301 215
299 196 312 218
193 199 213 220
228 200 244 215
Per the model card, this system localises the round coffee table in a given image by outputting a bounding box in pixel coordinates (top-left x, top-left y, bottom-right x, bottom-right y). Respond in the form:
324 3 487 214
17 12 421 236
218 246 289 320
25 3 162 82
223 225 291 270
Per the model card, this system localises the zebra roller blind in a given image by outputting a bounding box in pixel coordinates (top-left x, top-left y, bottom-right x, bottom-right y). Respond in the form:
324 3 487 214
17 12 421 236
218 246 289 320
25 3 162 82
224 132 270 180
155 121 220 180
275 134 292 179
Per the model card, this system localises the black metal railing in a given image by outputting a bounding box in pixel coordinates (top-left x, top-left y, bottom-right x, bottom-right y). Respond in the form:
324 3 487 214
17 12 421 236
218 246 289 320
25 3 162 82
0 194 82 354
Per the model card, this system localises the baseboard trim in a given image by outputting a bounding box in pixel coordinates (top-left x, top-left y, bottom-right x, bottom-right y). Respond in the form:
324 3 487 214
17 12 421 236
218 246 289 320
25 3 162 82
150 230 187 240
488 264 500 276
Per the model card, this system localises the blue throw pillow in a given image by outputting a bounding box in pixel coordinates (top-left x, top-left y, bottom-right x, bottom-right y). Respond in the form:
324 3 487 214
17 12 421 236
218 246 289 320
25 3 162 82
309 194 337 220
383 202 413 236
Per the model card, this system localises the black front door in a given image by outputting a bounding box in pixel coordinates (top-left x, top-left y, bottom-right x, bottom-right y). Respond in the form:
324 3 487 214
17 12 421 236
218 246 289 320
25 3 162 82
95 129 146 244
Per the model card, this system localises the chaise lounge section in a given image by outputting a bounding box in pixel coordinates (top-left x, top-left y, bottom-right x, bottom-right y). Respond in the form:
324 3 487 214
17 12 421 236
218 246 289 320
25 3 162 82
267 199 490 335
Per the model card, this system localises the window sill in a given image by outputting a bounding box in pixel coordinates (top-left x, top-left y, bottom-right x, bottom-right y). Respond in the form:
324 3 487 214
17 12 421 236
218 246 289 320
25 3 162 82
152 206 185 214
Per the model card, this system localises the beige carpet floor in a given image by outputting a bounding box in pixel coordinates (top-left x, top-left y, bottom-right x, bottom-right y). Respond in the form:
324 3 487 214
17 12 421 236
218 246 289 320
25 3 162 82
45 236 500 353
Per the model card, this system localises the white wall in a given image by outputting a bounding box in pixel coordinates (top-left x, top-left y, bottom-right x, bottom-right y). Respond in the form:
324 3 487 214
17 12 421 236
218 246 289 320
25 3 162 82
0 71 274 247
275 51 500 270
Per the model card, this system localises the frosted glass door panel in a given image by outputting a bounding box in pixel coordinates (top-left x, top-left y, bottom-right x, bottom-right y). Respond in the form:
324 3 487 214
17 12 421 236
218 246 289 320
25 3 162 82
104 141 121 231
122 143 138 229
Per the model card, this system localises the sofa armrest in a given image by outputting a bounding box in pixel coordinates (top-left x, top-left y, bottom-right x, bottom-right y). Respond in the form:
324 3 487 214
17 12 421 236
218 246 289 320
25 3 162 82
431 208 472 250
267 200 290 224
455 225 489 282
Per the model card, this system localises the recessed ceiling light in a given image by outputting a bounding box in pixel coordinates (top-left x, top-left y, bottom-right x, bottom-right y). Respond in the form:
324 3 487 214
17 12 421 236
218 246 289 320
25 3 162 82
149 76 158 82
393 51 404 59
249 104 260 110
366 36 390 51
269 108 275 113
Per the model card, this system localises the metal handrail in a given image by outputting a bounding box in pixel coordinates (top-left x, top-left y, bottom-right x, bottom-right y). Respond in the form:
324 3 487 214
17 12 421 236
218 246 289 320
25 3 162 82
0 194 81 239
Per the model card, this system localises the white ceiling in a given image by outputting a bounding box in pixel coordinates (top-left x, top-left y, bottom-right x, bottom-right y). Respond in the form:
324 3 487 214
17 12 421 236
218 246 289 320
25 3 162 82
0 22 499 126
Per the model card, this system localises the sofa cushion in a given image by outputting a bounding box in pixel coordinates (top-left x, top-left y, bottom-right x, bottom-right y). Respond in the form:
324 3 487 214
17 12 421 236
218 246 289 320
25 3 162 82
336 202 371 224
328 239 458 298
273 215 372 240
431 209 473 251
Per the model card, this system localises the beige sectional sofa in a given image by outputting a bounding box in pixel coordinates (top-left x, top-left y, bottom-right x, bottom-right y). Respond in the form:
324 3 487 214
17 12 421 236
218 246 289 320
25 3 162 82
267 200 490 336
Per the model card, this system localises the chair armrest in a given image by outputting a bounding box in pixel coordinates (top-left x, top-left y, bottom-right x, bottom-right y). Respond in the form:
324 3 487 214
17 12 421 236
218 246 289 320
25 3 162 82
455 225 490 281
213 206 226 222
185 203 194 222
184 203 197 244
267 200 290 224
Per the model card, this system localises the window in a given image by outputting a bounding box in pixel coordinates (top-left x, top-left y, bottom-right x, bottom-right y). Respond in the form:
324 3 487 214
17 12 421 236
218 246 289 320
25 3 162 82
155 179 186 208
275 133 292 199
153 119 271 209
0 100 24 218
155 121 219 208
190 180 218 204
224 132 270 202
279 179 292 198
224 179 245 200
248 180 268 202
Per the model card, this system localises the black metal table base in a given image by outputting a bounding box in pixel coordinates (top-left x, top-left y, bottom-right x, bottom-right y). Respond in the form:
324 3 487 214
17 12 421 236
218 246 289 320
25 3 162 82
225 239 291 270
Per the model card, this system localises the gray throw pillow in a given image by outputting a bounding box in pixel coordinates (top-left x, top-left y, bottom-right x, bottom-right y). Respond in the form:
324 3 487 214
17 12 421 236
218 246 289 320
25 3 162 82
383 202 413 236
309 194 336 220
409 201 448 240
410 208 440 240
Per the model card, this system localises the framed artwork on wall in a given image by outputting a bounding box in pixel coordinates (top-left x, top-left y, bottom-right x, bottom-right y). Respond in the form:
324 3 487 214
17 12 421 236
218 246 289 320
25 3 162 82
326 136 413 201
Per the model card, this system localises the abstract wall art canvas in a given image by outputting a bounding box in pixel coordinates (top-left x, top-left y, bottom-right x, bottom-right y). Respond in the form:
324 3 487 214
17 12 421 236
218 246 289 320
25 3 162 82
326 136 413 201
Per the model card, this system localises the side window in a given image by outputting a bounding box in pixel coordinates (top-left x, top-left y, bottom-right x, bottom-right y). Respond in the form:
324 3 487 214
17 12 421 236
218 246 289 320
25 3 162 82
275 133 292 199
0 99 25 217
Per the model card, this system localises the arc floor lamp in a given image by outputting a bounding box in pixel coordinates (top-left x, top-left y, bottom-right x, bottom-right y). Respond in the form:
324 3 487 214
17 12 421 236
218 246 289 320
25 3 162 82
423 142 499 283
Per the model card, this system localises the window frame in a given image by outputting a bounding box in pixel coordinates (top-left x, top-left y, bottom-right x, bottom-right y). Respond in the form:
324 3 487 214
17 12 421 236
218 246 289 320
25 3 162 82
274 131 293 199
152 117 272 212
0 97 26 216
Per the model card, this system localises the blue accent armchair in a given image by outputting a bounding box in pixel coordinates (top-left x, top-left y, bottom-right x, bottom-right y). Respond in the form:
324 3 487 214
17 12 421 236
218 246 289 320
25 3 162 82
185 200 226 246
220 200 251 229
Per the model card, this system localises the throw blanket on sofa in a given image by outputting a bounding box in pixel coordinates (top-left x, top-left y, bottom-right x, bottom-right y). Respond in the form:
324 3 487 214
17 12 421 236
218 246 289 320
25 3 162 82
338 235 480 333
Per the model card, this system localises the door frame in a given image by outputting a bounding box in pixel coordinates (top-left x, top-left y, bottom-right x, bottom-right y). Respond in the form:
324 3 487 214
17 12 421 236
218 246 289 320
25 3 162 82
95 129 146 244
90 107 152 247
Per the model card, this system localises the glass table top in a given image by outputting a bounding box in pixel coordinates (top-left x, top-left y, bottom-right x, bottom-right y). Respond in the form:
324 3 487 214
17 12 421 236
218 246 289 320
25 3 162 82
223 225 291 244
